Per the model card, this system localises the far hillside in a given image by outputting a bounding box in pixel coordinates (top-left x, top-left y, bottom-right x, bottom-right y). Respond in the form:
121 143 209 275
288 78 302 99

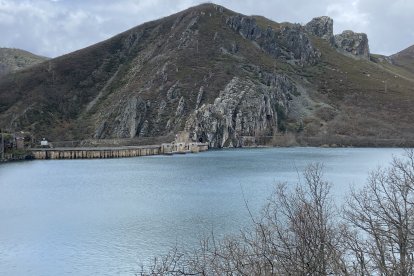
391 45 414 73
0 48 48 77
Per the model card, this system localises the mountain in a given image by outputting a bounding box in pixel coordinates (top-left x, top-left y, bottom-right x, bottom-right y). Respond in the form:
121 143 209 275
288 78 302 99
0 48 48 77
0 3 413 147
391 45 414 73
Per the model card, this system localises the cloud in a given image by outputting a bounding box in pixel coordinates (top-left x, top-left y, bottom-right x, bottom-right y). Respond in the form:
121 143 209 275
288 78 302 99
0 0 412 57
0 0 168 57
355 0 414 54
326 0 370 33
0 0 105 57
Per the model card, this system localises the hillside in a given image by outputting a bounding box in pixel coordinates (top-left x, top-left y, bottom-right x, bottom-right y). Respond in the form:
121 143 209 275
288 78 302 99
0 48 48 77
391 45 414 73
0 3 413 147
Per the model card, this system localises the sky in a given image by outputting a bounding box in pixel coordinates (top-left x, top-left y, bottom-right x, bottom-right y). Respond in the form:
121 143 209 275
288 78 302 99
1 0 413 58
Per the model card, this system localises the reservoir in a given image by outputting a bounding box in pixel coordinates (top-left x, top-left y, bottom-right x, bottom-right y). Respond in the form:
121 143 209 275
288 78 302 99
0 147 406 275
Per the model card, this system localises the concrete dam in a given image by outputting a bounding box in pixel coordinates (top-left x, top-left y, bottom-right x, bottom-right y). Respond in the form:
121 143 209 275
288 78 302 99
31 142 209 160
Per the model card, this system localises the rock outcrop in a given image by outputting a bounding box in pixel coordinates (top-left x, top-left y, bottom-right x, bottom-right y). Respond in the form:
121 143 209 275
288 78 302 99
305 16 370 60
97 96 148 138
334 30 370 59
185 75 296 148
226 15 320 65
305 16 334 45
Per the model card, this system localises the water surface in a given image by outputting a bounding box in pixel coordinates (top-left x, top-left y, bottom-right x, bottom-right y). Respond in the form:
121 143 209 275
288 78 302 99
0 147 405 275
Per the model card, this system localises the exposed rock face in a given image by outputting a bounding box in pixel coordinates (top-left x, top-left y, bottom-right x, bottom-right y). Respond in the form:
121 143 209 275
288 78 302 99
96 96 148 138
185 75 296 148
305 16 334 45
334 30 370 59
226 15 320 65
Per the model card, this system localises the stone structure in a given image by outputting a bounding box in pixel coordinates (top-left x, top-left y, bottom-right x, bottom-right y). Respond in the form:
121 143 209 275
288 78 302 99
161 143 173 154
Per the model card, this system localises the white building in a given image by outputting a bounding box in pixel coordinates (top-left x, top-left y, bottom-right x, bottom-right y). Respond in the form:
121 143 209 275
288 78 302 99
40 138 49 147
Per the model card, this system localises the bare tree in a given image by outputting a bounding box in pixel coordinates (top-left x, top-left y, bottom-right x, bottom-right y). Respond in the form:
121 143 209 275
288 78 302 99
343 150 414 275
140 163 347 275
255 163 348 275
139 153 414 275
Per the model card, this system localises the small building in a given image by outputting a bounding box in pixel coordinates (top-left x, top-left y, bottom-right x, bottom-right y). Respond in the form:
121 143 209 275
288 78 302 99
40 138 49 147
15 136 24 149
12 131 33 150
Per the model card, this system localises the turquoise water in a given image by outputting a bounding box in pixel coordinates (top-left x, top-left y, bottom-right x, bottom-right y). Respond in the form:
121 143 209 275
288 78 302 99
0 147 405 275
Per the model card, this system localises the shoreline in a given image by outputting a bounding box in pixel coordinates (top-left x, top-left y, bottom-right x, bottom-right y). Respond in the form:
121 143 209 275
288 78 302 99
1 143 412 163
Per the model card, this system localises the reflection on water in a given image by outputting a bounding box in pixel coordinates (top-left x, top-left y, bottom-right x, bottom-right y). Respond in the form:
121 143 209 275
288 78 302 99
0 147 405 275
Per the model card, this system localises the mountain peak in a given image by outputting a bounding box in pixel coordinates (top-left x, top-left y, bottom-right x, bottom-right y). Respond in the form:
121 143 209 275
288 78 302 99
0 4 413 147
305 16 334 44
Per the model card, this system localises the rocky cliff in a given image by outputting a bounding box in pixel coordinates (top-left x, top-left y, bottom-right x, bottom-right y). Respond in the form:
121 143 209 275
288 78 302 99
334 30 370 59
305 16 334 45
185 74 295 147
0 4 413 147
226 15 320 65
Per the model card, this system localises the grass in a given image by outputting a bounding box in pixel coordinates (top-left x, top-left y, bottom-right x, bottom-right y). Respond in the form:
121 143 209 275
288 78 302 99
299 36 414 140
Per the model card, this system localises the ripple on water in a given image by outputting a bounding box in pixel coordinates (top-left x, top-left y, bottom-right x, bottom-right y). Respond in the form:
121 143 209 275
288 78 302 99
0 147 406 275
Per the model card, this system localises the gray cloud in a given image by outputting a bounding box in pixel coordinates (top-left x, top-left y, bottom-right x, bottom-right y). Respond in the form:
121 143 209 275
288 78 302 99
0 0 412 57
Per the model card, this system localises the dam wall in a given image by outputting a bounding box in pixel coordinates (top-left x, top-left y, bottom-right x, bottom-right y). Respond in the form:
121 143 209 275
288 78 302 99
31 143 208 160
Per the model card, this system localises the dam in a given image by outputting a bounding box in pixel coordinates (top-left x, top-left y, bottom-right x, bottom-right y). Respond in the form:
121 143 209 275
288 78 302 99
31 142 209 160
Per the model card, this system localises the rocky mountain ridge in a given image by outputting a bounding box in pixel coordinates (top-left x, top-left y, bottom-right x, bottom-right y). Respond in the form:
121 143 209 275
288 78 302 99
0 3 413 147
305 16 370 59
